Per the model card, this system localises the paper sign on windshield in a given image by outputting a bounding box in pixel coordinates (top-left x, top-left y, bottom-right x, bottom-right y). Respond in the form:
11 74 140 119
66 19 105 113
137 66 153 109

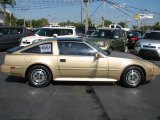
40 44 51 53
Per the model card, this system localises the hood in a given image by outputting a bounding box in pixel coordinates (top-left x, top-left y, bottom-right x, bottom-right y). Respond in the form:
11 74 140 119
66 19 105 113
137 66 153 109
87 37 112 41
109 51 143 60
139 39 160 45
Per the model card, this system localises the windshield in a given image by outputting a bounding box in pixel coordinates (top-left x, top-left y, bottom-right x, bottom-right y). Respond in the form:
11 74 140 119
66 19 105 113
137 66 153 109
86 41 109 56
96 30 114 39
143 32 160 40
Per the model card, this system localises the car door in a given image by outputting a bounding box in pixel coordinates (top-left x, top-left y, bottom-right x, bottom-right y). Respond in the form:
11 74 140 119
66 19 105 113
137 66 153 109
57 41 108 78
0 28 12 50
10 28 24 46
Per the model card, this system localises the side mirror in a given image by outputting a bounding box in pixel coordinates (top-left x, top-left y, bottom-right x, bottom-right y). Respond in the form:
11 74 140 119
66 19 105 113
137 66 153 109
0 33 2 36
95 52 101 59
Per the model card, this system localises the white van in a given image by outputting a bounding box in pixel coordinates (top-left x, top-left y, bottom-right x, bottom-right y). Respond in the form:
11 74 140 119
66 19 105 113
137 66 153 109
20 26 78 47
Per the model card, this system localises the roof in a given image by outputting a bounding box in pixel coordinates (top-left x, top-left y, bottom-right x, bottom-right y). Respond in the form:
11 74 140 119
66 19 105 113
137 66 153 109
57 37 82 41
42 26 75 29
146 30 160 33
96 28 125 31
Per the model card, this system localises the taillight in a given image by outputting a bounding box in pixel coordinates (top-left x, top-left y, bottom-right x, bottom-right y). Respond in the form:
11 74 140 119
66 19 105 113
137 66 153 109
131 37 139 42
27 33 34 36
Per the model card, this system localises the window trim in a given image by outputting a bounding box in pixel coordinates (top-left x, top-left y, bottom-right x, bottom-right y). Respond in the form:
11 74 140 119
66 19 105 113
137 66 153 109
21 42 53 54
58 41 97 56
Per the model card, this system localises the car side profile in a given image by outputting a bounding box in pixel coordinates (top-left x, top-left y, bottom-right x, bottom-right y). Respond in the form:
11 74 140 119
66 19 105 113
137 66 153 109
1 38 160 88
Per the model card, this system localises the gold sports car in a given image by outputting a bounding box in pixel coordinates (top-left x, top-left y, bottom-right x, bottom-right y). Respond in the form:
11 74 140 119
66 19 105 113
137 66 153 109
1 38 160 88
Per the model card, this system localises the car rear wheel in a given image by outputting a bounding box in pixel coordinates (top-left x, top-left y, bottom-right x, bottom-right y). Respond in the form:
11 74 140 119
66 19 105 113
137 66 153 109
121 66 145 88
27 65 52 87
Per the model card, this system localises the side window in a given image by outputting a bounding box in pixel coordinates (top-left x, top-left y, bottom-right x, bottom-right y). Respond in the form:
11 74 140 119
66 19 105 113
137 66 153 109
116 26 121 29
100 31 105 38
137 32 142 38
114 31 120 38
58 42 96 56
22 43 53 54
52 29 59 35
60 29 73 36
0 28 10 35
11 28 23 34
119 30 126 37
38 29 53 36
64 29 73 35
111 25 114 28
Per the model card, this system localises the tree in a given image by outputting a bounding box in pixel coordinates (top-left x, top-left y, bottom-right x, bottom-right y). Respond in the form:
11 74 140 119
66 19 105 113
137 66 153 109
153 22 160 30
0 0 16 25
97 19 112 27
16 19 27 27
104 20 112 27
118 22 126 28
5 13 17 26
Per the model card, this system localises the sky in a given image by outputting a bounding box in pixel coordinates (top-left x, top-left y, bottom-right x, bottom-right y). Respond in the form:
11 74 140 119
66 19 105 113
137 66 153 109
8 0 160 27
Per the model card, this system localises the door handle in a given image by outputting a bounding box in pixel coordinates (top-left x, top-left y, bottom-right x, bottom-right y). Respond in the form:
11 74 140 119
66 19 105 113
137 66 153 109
60 59 66 62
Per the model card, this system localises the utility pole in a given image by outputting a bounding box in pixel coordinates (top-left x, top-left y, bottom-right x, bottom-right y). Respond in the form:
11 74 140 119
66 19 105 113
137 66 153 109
81 0 83 24
9 13 11 26
84 0 89 33
102 0 106 28
23 18 26 27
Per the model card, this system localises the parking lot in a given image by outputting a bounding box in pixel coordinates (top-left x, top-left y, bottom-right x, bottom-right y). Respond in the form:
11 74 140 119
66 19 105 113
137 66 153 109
0 51 160 120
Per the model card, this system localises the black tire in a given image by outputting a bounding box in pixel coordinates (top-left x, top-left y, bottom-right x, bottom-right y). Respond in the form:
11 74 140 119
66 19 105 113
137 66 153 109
121 66 145 88
27 65 52 87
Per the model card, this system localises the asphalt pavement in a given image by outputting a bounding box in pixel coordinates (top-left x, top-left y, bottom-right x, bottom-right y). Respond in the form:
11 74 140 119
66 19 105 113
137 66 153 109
0 51 160 120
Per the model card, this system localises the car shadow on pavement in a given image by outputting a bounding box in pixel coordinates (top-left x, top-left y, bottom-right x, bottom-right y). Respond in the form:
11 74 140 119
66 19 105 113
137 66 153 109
5 76 27 84
52 81 116 87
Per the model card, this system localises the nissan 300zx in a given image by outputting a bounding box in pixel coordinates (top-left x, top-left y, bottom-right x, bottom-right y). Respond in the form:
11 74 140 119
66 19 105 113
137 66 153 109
1 38 160 88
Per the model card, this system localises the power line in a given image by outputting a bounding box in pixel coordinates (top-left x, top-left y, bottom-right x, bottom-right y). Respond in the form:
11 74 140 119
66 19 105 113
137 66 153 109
89 2 103 17
106 1 133 19
106 0 160 15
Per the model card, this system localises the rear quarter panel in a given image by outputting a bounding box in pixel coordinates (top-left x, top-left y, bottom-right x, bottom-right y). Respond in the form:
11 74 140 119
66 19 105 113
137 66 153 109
3 54 59 79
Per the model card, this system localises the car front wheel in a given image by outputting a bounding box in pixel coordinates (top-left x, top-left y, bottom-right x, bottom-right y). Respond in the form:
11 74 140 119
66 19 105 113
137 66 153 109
121 66 145 88
27 65 52 87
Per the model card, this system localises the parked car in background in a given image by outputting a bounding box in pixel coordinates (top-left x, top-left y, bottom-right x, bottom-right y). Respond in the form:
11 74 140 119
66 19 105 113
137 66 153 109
85 30 96 37
20 26 79 47
126 31 142 48
32 28 41 34
135 31 160 58
109 24 130 31
1 38 160 88
87 28 128 52
0 27 34 50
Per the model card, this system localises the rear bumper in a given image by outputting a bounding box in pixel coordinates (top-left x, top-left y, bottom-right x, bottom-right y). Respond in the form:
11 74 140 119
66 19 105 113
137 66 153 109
1 64 11 75
1 64 24 77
